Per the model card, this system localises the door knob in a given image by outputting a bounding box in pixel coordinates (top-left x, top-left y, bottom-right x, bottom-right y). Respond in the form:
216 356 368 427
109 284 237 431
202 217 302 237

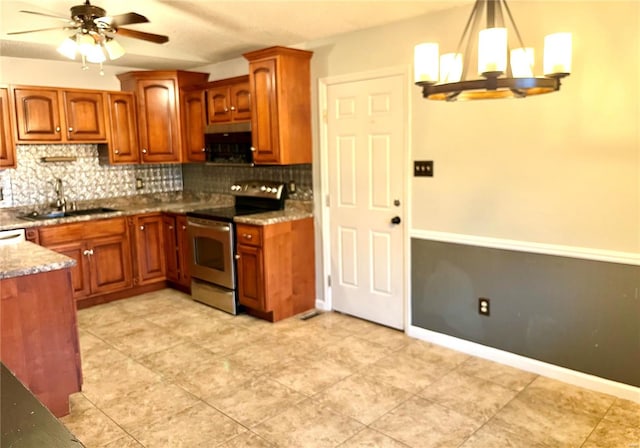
391 216 401 225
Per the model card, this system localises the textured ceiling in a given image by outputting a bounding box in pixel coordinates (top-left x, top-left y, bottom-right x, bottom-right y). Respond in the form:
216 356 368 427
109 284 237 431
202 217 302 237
0 0 465 70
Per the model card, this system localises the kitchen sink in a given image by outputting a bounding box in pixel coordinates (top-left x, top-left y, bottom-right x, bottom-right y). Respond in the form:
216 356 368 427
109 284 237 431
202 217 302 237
18 207 120 221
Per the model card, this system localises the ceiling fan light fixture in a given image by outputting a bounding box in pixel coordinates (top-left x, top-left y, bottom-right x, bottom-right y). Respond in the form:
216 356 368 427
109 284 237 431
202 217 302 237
414 0 572 101
104 38 125 60
57 36 77 60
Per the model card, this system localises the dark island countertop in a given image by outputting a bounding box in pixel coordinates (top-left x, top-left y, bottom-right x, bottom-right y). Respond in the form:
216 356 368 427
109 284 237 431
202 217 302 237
1 363 84 448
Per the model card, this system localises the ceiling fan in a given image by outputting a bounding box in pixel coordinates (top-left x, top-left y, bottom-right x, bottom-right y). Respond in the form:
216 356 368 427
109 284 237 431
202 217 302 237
7 0 169 45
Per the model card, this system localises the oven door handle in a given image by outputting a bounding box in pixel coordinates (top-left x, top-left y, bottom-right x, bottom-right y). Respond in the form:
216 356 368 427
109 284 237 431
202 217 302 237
188 221 231 233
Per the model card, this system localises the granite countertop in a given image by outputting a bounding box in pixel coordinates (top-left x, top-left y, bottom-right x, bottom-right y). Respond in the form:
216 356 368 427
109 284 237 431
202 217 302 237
234 208 314 225
0 241 76 280
0 192 313 231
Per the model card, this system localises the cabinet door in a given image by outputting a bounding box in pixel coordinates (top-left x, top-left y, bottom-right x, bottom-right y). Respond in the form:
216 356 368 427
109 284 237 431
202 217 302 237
63 91 107 141
13 88 63 141
206 86 231 123
134 214 166 283
162 215 179 283
237 244 265 311
182 89 206 162
89 234 133 294
107 92 139 164
176 215 191 287
136 79 181 163
231 81 251 121
47 241 91 299
248 59 280 164
0 88 16 168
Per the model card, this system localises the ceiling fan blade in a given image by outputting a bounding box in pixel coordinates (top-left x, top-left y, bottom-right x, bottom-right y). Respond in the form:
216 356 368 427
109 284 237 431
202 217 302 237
115 27 169 44
7 26 72 35
18 10 72 23
101 12 149 28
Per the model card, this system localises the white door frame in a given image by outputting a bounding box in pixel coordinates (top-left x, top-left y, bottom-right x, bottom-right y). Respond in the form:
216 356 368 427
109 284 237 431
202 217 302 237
317 65 413 331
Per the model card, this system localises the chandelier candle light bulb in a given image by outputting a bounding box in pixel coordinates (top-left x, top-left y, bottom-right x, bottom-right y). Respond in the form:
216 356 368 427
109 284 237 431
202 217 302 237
413 0 572 101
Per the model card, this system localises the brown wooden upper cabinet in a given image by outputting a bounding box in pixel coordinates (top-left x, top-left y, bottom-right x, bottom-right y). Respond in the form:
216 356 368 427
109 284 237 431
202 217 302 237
181 87 207 162
105 92 140 164
117 70 209 164
0 87 16 168
205 75 251 124
13 87 107 143
243 47 313 165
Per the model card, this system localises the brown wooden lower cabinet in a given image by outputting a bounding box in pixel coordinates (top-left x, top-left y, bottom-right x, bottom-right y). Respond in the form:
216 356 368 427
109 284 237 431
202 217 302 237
35 217 133 305
0 268 82 417
132 213 166 284
236 217 315 322
163 213 191 291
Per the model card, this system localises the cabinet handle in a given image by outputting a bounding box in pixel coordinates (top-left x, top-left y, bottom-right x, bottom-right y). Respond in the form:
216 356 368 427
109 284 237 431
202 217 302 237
230 106 236 111
243 233 252 240
235 254 240 260
83 249 94 256
169 225 174 230
68 127 73 132
181 225 186 230
140 225 145 230
142 148 148 154
55 126 61 132
250 147 256 152
201 148 206 152
224 107 228 112
114 149 120 154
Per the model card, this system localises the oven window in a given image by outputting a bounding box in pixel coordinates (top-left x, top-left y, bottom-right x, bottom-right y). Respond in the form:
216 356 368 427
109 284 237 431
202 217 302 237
194 236 225 271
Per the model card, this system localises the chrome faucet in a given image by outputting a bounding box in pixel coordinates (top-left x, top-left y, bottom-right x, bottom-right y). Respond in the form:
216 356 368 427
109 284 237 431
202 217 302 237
52 178 67 211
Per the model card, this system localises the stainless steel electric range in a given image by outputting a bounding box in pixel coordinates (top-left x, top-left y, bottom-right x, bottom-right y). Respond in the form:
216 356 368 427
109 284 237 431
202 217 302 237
186 180 286 314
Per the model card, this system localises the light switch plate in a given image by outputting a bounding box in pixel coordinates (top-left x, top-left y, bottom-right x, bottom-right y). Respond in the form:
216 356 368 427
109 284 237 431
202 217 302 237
414 160 433 177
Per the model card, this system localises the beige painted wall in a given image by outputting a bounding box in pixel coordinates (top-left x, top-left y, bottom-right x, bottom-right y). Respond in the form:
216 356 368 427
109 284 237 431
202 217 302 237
2 1 637 254
306 1 639 253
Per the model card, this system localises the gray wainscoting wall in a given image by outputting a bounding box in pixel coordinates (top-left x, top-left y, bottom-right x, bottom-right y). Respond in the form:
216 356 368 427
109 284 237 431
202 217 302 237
0 145 182 208
411 239 640 387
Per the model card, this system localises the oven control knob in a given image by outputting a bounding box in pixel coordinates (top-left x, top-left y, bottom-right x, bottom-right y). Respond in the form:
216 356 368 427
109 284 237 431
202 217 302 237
260 185 267 192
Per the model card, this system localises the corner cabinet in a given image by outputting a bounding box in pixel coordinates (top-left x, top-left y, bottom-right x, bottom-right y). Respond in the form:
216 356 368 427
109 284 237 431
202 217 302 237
117 70 209 163
163 213 191 290
0 87 16 168
132 213 167 284
12 87 107 143
236 218 315 322
243 46 313 165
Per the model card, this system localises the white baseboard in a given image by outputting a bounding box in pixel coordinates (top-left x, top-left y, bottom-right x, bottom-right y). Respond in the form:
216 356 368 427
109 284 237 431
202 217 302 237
407 325 640 403
315 298 330 311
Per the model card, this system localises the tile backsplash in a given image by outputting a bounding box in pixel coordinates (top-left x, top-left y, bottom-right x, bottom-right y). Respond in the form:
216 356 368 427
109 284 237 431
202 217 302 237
0 145 314 208
182 163 313 200
0 145 182 208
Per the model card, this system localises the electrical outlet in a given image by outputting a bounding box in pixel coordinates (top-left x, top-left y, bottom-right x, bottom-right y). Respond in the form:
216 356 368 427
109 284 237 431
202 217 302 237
478 297 490 316
135 178 144 190
414 160 433 177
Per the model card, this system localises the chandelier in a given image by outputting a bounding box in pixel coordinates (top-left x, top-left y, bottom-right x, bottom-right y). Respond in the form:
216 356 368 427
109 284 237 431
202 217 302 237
414 0 572 101
57 31 125 75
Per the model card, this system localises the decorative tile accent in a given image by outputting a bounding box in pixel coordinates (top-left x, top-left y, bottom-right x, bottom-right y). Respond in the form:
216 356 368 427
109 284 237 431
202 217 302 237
182 163 313 200
0 144 182 208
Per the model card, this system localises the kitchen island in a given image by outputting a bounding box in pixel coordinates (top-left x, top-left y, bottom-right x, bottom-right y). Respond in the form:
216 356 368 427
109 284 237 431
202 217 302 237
0 241 82 417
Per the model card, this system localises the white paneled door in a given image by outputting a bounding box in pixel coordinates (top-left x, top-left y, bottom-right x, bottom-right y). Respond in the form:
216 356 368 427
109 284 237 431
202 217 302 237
327 73 406 330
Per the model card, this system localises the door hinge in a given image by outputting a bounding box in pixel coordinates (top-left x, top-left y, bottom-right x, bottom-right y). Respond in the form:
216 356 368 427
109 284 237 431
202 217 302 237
325 194 330 207
327 275 331 287
322 109 328 124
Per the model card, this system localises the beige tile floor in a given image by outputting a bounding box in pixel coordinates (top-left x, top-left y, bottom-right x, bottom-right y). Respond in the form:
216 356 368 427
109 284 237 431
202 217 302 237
61 289 640 448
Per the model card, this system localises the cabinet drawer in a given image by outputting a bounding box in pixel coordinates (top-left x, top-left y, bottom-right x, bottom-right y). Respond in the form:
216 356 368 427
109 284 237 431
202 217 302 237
236 224 262 247
38 217 127 246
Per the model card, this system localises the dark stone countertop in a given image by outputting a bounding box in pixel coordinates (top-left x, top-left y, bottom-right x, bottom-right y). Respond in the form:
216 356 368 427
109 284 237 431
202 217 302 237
1 363 84 448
